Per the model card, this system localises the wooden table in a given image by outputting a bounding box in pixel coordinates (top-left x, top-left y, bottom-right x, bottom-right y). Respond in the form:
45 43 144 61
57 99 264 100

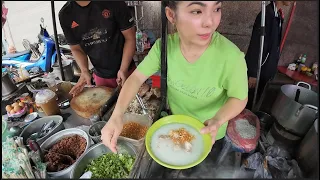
277 66 318 87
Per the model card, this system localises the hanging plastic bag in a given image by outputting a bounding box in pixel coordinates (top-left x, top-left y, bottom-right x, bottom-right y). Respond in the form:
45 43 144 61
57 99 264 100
18 66 30 81
227 109 260 153
2 2 8 27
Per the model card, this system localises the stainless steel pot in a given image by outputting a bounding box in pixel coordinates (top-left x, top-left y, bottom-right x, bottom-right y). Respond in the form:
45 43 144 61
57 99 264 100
271 82 318 136
40 128 92 179
296 119 318 178
71 60 81 77
2 72 18 97
70 140 138 179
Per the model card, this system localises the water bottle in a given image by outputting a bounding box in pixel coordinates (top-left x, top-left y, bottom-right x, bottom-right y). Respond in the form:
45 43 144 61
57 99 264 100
301 54 307 64
136 29 144 53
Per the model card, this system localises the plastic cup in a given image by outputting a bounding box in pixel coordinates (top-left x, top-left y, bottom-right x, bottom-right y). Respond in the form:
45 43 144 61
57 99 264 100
35 89 60 116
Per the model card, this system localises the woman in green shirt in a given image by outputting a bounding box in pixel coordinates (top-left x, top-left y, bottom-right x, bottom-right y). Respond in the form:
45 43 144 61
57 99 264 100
101 1 248 153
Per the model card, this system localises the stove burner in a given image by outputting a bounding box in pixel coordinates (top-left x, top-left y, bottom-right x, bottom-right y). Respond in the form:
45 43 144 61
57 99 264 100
267 122 302 148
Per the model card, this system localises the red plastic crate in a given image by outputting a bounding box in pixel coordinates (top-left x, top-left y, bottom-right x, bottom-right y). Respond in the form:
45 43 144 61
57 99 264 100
150 75 161 88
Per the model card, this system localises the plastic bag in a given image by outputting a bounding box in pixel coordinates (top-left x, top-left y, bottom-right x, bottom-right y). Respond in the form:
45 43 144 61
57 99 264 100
18 66 30 80
227 109 260 153
265 145 303 179
241 145 304 179
240 152 272 179
266 144 291 160
80 171 92 179
287 160 304 178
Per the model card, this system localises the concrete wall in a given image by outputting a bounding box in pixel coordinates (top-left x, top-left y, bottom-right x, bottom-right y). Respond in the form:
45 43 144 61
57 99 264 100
2 1 67 50
138 1 318 67
3 1 318 67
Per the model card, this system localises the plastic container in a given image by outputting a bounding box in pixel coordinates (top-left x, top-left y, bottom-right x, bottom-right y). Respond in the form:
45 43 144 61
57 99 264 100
118 113 152 147
35 89 60 116
150 75 161 88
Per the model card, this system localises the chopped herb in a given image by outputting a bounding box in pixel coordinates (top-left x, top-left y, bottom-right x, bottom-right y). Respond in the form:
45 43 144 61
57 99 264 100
85 153 135 179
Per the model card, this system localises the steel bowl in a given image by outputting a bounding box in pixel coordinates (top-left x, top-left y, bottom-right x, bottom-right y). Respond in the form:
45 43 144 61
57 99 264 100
70 140 138 179
40 128 92 178
88 121 106 144
19 115 65 145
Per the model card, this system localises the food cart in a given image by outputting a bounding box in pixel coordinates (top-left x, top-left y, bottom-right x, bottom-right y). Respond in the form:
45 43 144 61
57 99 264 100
2 1 318 179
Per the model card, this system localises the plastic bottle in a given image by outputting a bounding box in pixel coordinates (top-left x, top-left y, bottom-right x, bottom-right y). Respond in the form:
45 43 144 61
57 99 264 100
301 54 307 64
297 54 302 65
19 67 30 80
136 29 144 53
312 62 318 72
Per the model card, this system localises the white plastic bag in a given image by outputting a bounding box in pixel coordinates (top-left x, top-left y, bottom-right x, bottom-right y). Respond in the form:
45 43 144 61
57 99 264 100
80 171 92 179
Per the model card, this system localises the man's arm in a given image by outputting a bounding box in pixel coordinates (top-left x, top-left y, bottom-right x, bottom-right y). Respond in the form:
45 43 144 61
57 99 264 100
119 26 136 72
59 7 92 95
69 45 89 73
113 1 136 73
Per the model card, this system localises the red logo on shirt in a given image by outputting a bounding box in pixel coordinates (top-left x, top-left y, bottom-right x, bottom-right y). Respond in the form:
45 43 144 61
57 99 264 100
102 9 110 19
71 21 79 28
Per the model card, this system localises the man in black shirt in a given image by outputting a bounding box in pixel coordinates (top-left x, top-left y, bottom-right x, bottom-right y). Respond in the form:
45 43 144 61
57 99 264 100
245 1 292 109
59 1 136 96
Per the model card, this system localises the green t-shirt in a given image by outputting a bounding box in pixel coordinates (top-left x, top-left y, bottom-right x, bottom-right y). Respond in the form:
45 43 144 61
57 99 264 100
137 32 248 140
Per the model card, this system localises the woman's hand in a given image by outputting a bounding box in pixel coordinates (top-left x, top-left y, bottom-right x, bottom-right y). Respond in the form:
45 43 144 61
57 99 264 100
100 114 124 153
200 118 222 145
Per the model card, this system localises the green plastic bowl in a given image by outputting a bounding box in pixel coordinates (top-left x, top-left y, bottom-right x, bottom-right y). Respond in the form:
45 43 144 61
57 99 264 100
145 115 212 169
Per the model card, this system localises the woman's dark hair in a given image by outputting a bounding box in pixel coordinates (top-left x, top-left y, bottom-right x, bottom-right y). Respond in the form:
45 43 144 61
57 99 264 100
165 1 178 11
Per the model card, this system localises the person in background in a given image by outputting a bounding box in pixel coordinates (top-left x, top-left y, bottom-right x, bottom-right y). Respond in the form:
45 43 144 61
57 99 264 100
59 1 136 96
101 1 248 153
8 45 16 54
245 1 293 109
